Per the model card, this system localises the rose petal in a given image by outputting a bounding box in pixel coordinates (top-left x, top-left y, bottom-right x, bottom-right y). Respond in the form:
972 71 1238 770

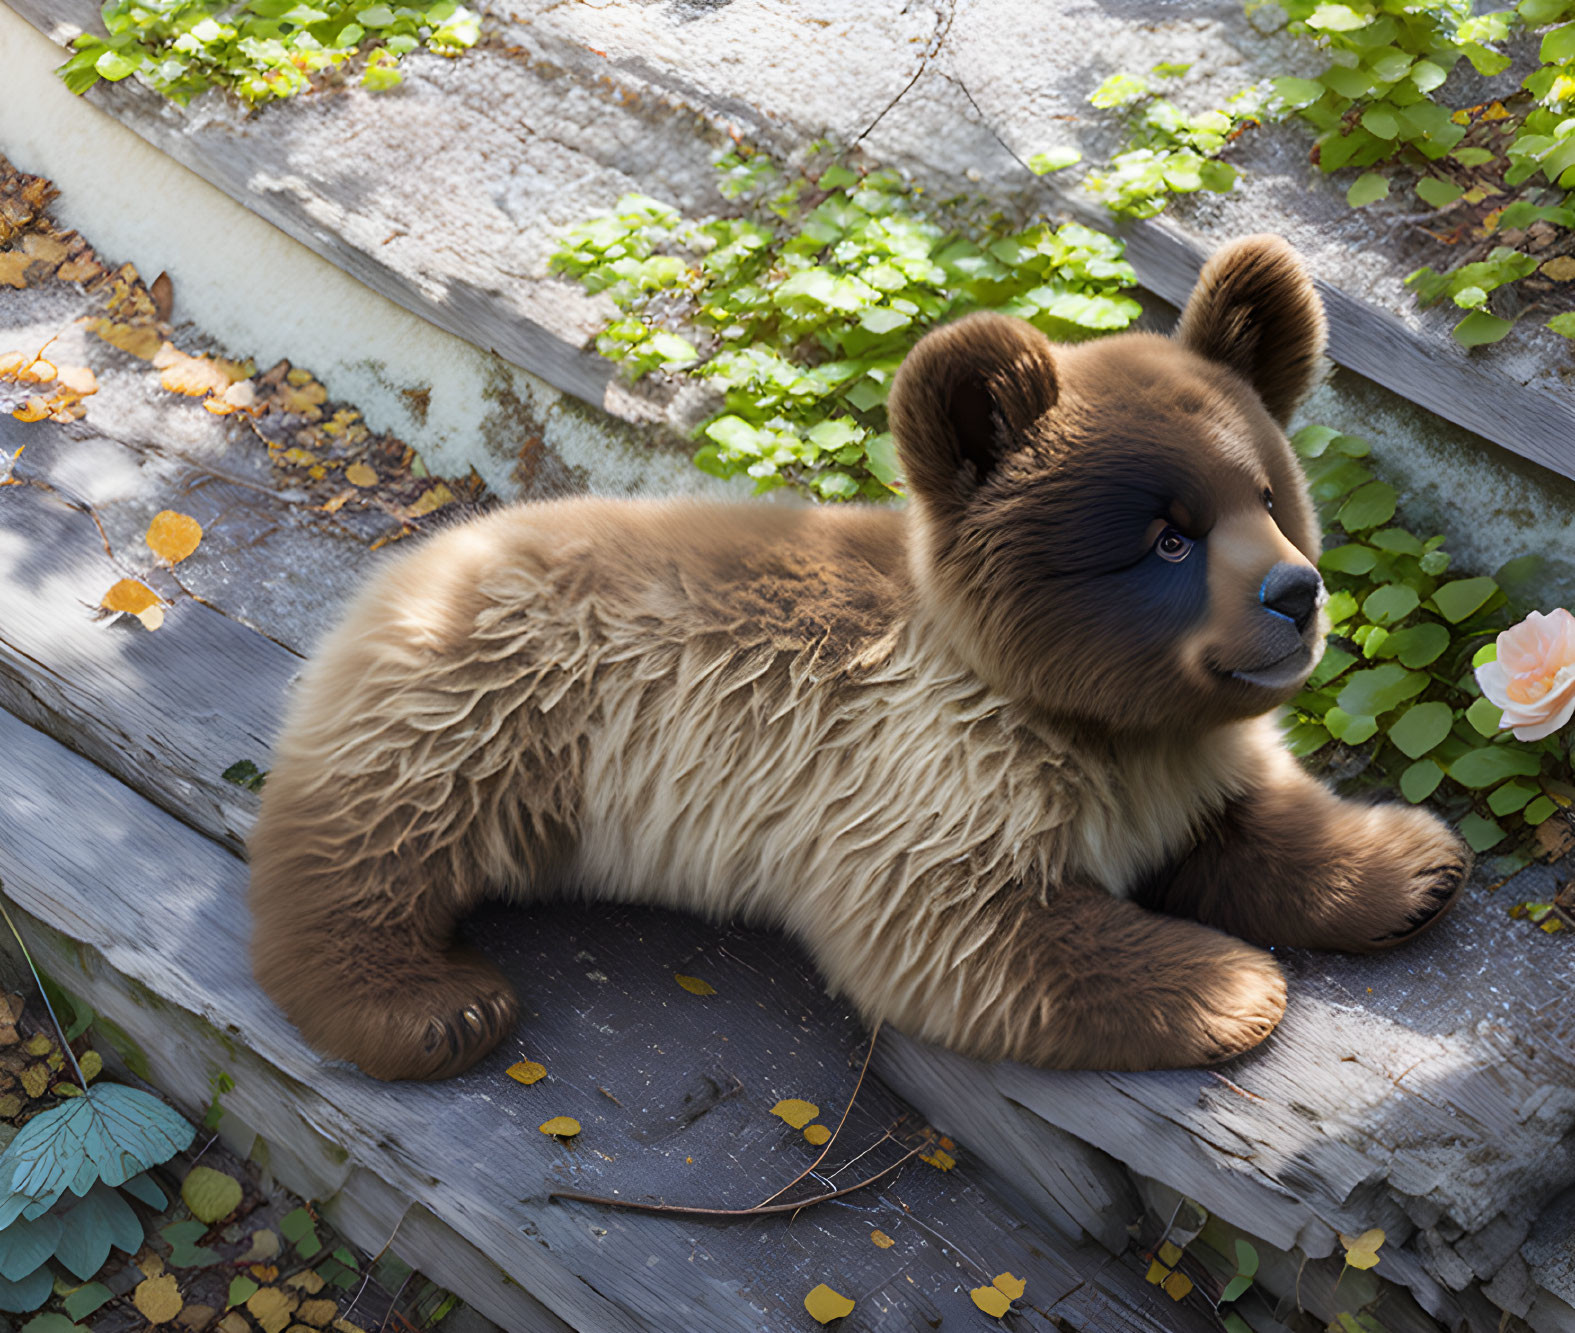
1509 669 1575 740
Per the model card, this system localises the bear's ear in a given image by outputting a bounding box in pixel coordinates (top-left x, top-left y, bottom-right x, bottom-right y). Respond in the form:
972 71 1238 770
1175 234 1326 426
888 313 1058 510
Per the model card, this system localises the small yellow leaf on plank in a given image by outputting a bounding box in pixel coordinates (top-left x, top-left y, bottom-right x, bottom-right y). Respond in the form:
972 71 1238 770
1145 1259 1167 1285
1482 101 1510 121
969 1284 1010 1317
992 1272 1026 1300
870 1229 894 1249
284 1268 324 1293
0 252 30 288
147 510 203 565
21 233 68 266
344 460 378 487
245 1284 298 1333
1340 1227 1385 1270
0 1095 21 1118
297 1296 339 1326
78 1049 102 1082
919 1147 955 1171
135 1272 184 1324
406 482 455 519
539 1116 581 1138
20 1064 48 1098
1157 1240 1183 1266
53 364 97 396
804 1283 855 1324
240 1228 280 1263
771 1098 819 1130
507 1060 546 1085
101 579 165 630
182 1164 243 1223
24 1033 50 1056
90 318 162 361
1543 256 1575 281
803 1124 830 1146
1161 1269 1193 1301
674 973 715 996
12 396 50 422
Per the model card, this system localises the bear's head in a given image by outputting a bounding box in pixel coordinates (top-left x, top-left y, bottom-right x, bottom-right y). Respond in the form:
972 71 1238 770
888 234 1328 735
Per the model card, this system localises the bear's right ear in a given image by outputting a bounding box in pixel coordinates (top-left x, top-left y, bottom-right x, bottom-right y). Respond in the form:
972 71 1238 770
888 313 1058 511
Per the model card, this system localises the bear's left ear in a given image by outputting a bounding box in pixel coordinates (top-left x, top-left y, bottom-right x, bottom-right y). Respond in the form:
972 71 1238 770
1175 235 1327 426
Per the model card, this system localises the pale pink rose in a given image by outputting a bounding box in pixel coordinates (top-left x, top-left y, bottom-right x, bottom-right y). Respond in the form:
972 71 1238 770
1475 608 1575 741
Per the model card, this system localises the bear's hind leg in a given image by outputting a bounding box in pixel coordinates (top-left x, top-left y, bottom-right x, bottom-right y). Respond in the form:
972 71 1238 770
251 843 520 1082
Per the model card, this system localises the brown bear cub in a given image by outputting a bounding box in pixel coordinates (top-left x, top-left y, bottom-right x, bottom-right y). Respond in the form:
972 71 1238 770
250 235 1468 1082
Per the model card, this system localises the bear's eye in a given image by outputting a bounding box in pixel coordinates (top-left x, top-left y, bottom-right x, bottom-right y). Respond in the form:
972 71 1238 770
1262 486 1274 512
1155 527 1194 563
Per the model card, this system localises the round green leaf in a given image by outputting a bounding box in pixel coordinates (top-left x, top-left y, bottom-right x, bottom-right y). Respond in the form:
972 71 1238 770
1028 148 1081 174
1363 583 1420 625
1448 745 1542 789
1369 527 1422 555
1488 780 1539 816
1321 544 1378 574
1337 664 1430 717
1453 311 1514 347
1384 622 1450 667
1415 176 1465 208
1466 695 1504 736
93 48 142 81
1360 106 1398 140
1235 1240 1259 1277
1459 811 1505 852
181 1166 242 1225
1400 758 1444 803
1387 701 1454 759
1524 795 1558 824
1347 172 1390 207
1431 577 1498 622
1337 481 1397 531
1271 76 1325 108
1325 707 1379 744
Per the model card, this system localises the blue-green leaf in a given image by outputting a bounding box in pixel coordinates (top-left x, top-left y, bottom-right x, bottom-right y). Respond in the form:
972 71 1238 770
0 1211 61 1282
0 1265 53 1313
52 1182 143 1281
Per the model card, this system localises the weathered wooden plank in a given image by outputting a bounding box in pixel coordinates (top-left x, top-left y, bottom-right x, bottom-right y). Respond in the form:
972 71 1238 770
0 705 1192 1332
10 0 1575 489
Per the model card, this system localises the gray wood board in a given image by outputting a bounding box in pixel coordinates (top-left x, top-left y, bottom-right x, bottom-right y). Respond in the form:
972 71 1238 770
0 705 1214 1333
8 0 1575 485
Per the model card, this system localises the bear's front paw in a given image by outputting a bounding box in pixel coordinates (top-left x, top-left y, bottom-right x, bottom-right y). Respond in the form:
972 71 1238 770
1343 805 1471 951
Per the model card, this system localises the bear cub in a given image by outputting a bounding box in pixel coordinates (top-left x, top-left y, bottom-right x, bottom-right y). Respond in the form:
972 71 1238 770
249 235 1469 1082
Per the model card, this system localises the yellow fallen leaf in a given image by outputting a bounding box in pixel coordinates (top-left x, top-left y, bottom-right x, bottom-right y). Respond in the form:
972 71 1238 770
53 364 97 396
21 233 68 266
245 1284 298 1333
147 510 203 565
1543 256 1575 281
17 358 53 384
276 377 327 416
539 1116 581 1138
804 1283 855 1324
79 1050 102 1082
771 1098 819 1130
1161 1269 1194 1301
24 1034 50 1056
240 1228 280 1263
507 1060 546 1085
919 1147 955 1171
156 345 235 398
90 318 162 361
344 460 378 487
284 1268 324 1293
12 396 50 423
57 253 103 284
970 1284 1010 1317
297 1296 338 1326
870 1229 894 1249
1157 1240 1183 1266
1483 100 1510 121
137 1248 164 1277
20 1064 48 1099
803 1124 830 1146
280 447 319 469
1145 1259 1167 1285
0 252 30 288
102 578 165 629
674 973 715 996
134 1272 183 1324
405 482 455 518
992 1272 1026 1300
1340 1227 1385 1270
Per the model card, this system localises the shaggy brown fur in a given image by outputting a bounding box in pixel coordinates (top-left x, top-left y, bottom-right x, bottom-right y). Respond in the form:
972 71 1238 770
249 235 1469 1082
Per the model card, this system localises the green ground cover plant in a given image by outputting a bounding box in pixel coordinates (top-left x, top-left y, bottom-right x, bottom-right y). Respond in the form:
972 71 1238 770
551 147 1141 500
55 1 479 104
1067 0 1575 348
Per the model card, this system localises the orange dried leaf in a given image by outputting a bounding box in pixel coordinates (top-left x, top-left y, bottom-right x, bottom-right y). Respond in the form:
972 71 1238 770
21 233 68 266
158 345 234 398
919 1147 955 1171
405 482 455 518
803 1124 830 1145
771 1099 819 1130
344 460 378 487
507 1060 546 1085
969 1285 1010 1317
275 378 327 415
12 397 50 423
674 973 715 996
56 253 103 284
0 253 30 289
280 447 319 469
17 358 54 384
804 1284 855 1324
539 1116 581 1138
91 318 162 360
102 578 164 632
992 1272 1026 1300
53 364 97 396
147 510 203 565
1161 1269 1193 1301
870 1229 894 1249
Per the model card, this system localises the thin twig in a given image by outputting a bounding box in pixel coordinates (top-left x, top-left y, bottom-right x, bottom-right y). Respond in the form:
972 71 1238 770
0 889 88 1090
753 1019 882 1209
549 1142 924 1218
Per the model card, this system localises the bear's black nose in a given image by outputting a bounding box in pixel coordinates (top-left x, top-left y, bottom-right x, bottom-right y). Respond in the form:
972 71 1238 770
1260 562 1322 633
